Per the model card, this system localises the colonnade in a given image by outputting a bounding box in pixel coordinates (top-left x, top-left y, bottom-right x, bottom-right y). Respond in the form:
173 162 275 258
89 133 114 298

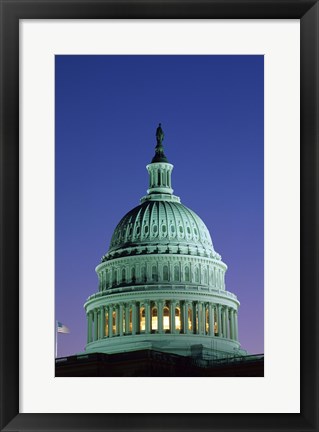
87 300 238 344
99 262 225 291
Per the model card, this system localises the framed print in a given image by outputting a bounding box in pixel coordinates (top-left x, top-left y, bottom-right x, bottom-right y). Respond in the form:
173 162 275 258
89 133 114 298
0 0 318 431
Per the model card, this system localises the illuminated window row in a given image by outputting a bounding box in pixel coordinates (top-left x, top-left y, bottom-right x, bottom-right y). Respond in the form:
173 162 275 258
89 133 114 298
87 301 238 343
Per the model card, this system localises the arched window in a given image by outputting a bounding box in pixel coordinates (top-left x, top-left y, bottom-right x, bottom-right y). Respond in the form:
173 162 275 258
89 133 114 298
105 270 109 287
131 267 136 283
195 267 200 283
206 307 209 334
185 266 190 282
204 268 208 285
163 306 170 330
152 265 158 282
122 268 126 283
158 171 161 186
167 171 169 186
112 269 117 286
141 266 147 282
163 265 169 281
174 265 180 281
140 307 145 332
151 306 158 331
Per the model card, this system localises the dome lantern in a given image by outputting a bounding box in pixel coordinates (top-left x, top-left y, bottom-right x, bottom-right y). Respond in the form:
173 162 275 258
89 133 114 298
141 123 180 204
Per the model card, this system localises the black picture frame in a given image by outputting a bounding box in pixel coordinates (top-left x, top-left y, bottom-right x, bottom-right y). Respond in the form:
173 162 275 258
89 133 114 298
0 1 318 431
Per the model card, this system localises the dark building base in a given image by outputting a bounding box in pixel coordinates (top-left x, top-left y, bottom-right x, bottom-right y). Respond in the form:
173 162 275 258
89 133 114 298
55 350 264 377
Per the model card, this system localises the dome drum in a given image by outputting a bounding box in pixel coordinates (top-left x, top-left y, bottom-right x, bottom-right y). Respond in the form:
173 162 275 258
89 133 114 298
85 293 241 358
96 255 227 292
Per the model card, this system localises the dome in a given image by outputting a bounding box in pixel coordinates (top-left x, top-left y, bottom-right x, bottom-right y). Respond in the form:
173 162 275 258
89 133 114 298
108 200 215 256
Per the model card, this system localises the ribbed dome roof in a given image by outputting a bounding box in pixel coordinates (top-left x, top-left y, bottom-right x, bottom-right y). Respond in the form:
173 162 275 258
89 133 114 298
108 200 214 253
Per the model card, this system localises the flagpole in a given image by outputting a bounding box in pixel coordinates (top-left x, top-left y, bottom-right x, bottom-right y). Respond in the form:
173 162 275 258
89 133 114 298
55 321 58 358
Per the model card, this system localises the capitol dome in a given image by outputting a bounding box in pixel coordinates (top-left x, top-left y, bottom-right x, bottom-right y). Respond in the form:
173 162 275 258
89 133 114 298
84 124 246 359
108 200 218 258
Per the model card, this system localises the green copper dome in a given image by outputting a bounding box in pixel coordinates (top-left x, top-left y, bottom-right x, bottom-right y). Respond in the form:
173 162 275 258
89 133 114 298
108 200 215 254
101 124 221 262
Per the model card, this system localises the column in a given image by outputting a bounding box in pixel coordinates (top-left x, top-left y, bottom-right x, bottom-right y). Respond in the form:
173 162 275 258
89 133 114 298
158 300 163 333
125 304 130 334
225 307 229 339
222 308 226 338
229 308 234 340
136 302 141 334
208 303 213 336
132 302 137 335
119 303 124 336
99 306 105 339
190 301 197 334
181 301 187 334
93 308 98 341
87 312 92 343
202 302 207 334
170 300 176 334
114 305 119 336
217 304 222 337
234 311 238 341
145 301 151 334
198 302 203 335
108 305 113 338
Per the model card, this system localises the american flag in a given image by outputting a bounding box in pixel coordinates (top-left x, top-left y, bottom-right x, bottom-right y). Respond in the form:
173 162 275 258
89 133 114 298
57 322 70 334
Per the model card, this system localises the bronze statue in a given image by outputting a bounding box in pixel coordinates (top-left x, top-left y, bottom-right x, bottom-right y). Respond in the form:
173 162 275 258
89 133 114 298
156 123 164 145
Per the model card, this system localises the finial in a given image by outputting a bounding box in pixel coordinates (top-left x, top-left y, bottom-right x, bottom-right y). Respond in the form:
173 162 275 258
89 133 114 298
151 123 168 163
156 123 164 145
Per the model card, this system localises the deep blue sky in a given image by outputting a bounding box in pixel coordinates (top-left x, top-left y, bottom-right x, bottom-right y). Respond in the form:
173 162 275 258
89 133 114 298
55 55 264 357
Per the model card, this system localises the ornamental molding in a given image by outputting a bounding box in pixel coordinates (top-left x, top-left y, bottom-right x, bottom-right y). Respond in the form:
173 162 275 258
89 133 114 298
84 289 239 312
96 254 227 273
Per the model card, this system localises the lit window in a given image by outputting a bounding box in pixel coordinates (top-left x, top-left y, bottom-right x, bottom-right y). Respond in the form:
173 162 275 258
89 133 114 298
105 312 109 336
112 311 116 334
163 306 170 330
151 307 158 330
188 307 192 331
140 307 145 331
129 310 132 332
175 307 181 331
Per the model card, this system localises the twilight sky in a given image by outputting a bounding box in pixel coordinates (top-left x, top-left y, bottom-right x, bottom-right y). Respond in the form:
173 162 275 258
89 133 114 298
55 55 264 358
